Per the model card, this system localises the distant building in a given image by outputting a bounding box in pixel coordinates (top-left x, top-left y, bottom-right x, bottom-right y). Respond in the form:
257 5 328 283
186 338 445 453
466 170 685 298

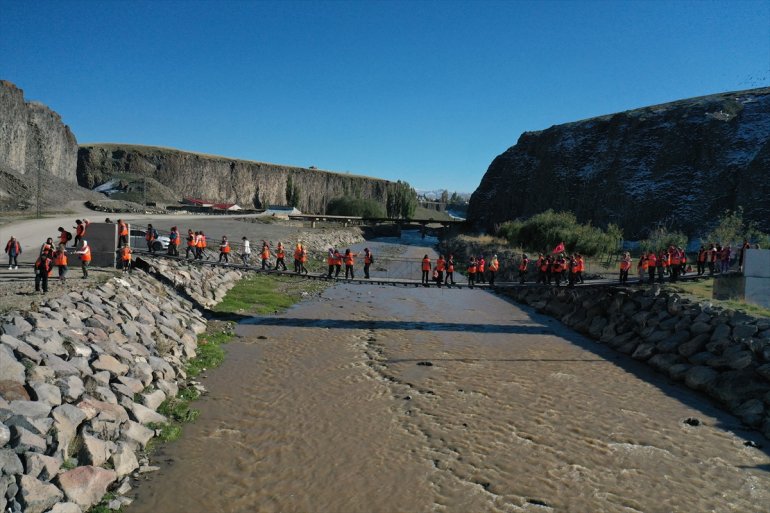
211 203 242 212
182 197 214 208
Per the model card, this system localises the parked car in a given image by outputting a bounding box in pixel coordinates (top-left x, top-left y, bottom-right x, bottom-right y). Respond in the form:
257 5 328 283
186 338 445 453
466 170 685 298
129 229 170 251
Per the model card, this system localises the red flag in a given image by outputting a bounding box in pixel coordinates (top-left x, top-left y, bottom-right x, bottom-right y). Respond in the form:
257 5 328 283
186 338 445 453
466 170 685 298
552 242 565 254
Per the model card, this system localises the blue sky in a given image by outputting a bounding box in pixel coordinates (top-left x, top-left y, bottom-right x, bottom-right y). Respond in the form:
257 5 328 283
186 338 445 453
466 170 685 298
2 0 768 193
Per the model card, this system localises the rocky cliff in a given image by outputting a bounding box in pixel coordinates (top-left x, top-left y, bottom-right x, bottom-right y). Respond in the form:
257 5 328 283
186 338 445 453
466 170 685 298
0 80 78 183
77 144 396 214
468 87 770 239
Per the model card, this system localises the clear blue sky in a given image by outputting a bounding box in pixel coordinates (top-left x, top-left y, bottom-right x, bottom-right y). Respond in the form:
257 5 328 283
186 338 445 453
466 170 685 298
2 0 768 193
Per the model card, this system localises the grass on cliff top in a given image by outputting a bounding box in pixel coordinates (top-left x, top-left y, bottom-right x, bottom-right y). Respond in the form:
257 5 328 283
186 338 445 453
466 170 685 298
213 273 327 316
666 278 770 318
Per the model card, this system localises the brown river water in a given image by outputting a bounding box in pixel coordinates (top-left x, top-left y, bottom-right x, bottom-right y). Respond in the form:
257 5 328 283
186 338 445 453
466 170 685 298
127 243 770 513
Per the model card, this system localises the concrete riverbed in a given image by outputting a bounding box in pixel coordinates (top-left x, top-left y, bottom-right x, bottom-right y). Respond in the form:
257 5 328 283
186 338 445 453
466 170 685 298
126 273 770 512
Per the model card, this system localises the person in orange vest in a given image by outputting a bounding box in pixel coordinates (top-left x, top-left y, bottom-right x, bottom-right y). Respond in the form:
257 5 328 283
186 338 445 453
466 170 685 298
219 236 231 263
477 255 486 283
536 254 547 284
638 252 648 284
467 256 477 288
145 224 159 254
117 219 129 248
260 241 271 269
656 249 667 282
274 242 287 271
333 248 342 277
300 246 309 275
53 244 68 281
73 219 85 248
646 250 657 284
5 236 21 270
34 249 54 293
118 244 132 273
551 254 565 287
186 230 196 259
435 254 446 286
670 245 682 282
40 237 55 256
619 251 632 284
446 254 455 286
294 244 303 273
326 248 336 278
488 254 499 287
575 253 585 284
168 226 180 256
343 249 358 279
707 243 717 276
363 248 373 279
196 231 207 260
421 255 431 286
57 226 73 247
74 239 91 279
679 247 688 276
567 254 579 288
518 253 530 284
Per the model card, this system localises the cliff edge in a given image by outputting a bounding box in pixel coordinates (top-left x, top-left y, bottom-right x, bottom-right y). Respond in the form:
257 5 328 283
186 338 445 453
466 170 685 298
467 87 770 239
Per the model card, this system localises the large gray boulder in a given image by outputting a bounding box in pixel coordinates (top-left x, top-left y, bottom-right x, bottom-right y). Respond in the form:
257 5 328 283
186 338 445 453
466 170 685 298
18 474 64 513
0 345 25 384
57 465 117 510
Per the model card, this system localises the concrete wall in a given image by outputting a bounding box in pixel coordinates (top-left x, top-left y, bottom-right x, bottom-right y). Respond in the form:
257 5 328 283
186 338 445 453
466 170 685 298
744 249 770 308
84 222 117 267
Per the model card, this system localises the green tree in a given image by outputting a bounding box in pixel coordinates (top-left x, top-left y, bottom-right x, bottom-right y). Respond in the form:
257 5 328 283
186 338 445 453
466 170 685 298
705 207 770 247
285 175 301 208
326 197 385 218
386 181 417 219
640 227 688 252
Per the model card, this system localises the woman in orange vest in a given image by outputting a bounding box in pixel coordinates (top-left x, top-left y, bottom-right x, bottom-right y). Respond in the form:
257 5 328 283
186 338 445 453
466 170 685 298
259 241 271 269
551 255 565 287
219 236 231 263
343 249 358 279
186 230 196 259
117 219 129 248
619 251 631 284
73 219 85 248
536 254 547 284
294 244 303 273
420 255 431 286
53 244 68 281
168 226 180 257
75 240 91 279
575 253 585 284
275 243 287 271
519 253 530 284
488 254 500 287
119 245 132 273
363 248 373 279
467 256 477 288
327 248 336 278
196 231 207 260
446 254 455 286
477 255 486 284
300 246 309 275
332 248 342 277
646 251 657 284
435 255 446 286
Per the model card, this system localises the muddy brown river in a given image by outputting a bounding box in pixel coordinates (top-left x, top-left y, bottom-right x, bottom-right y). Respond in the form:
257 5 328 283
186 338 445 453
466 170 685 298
127 243 770 513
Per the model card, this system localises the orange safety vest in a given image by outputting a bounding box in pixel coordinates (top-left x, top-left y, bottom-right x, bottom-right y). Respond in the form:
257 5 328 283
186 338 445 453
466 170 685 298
59 232 68 245
364 253 372 265
76 225 85 237
80 246 91 262
295 247 303 260
145 230 155 242
641 257 649 271
54 251 67 266
468 262 477 274
576 258 584 272
119 223 128 237
187 233 196 247
301 250 308 263
436 258 445 271
277 249 285 259
489 260 499 272
344 253 355 266
620 259 631 271
261 247 270 259
448 260 455 273
552 260 564 273
120 247 131 262
647 253 657 267
327 254 336 265
540 259 549 272
198 235 207 248
422 258 431 271
221 242 231 253
519 259 528 271
334 252 342 266
478 260 485 272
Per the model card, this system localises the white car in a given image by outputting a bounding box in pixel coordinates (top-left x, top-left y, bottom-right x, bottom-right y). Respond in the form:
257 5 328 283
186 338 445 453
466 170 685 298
129 229 171 252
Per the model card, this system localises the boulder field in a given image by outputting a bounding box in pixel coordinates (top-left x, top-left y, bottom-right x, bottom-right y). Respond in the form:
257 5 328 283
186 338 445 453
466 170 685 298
501 285 770 438
0 258 245 513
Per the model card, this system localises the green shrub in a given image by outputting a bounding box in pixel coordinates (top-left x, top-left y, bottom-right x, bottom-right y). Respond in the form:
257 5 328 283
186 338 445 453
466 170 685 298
496 210 622 257
326 197 385 218
704 207 770 247
640 227 688 252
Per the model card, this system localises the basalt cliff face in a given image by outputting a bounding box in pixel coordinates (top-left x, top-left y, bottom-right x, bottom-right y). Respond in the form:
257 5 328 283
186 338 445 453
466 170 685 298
0 80 78 183
77 144 395 213
468 87 770 239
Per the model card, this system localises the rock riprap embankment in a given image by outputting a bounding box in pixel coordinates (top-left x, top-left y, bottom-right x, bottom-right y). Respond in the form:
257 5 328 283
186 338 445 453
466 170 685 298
502 286 770 439
0 259 244 513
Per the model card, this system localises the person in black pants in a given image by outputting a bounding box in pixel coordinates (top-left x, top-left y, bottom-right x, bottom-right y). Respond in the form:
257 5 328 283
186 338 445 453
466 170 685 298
35 250 53 293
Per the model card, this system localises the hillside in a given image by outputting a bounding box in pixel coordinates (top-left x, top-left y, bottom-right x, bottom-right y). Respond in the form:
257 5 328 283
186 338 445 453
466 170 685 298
78 144 397 213
467 87 770 239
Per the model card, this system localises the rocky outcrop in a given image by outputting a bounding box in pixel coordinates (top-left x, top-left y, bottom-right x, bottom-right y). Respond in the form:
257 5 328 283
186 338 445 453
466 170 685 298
0 81 78 183
468 87 770 239
501 285 770 439
77 144 397 214
0 258 244 513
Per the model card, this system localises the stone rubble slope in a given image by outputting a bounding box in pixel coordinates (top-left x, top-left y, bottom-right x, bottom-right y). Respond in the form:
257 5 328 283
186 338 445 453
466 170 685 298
0 258 244 513
503 285 770 439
